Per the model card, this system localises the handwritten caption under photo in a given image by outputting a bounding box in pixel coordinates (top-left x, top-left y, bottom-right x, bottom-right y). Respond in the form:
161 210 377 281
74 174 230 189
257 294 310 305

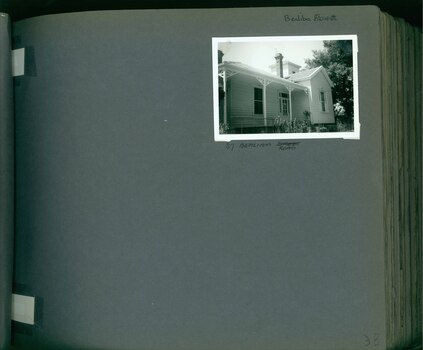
225 141 300 151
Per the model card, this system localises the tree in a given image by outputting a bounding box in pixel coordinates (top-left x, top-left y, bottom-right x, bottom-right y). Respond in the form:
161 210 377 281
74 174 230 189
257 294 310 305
305 40 354 124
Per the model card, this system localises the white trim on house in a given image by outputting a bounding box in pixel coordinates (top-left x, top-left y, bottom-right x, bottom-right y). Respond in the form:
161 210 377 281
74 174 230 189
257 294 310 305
219 62 309 92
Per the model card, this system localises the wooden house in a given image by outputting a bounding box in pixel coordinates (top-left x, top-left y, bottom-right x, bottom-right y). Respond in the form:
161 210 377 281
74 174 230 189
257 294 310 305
218 52 335 132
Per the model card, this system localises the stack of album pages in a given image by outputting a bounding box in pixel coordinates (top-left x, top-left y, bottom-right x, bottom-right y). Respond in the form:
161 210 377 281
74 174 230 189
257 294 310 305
380 12 422 350
0 5 421 350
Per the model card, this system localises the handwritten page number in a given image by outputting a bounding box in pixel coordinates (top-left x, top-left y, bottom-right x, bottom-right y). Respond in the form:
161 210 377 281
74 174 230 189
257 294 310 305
363 333 379 347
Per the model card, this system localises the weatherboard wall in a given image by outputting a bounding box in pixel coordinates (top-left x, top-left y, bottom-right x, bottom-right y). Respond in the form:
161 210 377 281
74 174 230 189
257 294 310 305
306 71 335 124
227 74 310 129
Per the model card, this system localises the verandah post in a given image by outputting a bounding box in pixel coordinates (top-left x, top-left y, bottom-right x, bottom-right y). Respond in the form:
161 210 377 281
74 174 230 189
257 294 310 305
257 78 271 129
263 83 267 128
222 70 227 125
288 87 293 122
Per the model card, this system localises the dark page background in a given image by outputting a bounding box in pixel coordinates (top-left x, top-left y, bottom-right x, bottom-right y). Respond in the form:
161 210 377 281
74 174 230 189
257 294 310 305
11 6 387 350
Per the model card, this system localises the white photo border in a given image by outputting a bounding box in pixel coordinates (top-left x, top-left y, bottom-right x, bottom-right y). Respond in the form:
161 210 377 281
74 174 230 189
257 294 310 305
212 35 359 142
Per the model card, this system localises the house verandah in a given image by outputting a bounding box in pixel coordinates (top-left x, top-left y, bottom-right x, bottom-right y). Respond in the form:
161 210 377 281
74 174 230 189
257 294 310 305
218 62 311 133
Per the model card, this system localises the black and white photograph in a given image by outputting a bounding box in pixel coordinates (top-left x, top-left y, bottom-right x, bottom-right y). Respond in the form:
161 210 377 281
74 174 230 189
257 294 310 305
213 35 359 141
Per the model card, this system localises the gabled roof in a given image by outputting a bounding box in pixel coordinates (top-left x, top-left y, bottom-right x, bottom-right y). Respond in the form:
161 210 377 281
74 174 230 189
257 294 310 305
219 61 309 91
286 67 320 80
287 66 334 87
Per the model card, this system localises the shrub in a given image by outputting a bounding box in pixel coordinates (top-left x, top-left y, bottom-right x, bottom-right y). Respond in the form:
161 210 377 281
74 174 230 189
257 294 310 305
273 118 310 133
219 123 229 134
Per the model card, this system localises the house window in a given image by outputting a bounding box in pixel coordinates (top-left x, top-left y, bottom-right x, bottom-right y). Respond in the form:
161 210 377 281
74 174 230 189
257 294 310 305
319 91 327 112
279 92 290 116
254 88 263 114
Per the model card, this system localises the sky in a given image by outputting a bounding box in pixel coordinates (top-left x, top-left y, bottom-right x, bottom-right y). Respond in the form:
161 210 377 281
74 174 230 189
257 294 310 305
218 39 325 73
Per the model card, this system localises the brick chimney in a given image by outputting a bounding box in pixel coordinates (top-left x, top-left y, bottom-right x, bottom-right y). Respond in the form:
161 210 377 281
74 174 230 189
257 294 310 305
275 53 284 78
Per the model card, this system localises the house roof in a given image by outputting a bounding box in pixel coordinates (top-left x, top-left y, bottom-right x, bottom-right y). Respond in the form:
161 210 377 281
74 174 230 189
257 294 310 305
287 66 334 87
269 60 302 70
286 67 320 80
219 61 309 91
283 60 301 67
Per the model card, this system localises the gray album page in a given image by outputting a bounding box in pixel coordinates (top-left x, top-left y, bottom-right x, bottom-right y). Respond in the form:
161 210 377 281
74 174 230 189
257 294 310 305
12 7 385 350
